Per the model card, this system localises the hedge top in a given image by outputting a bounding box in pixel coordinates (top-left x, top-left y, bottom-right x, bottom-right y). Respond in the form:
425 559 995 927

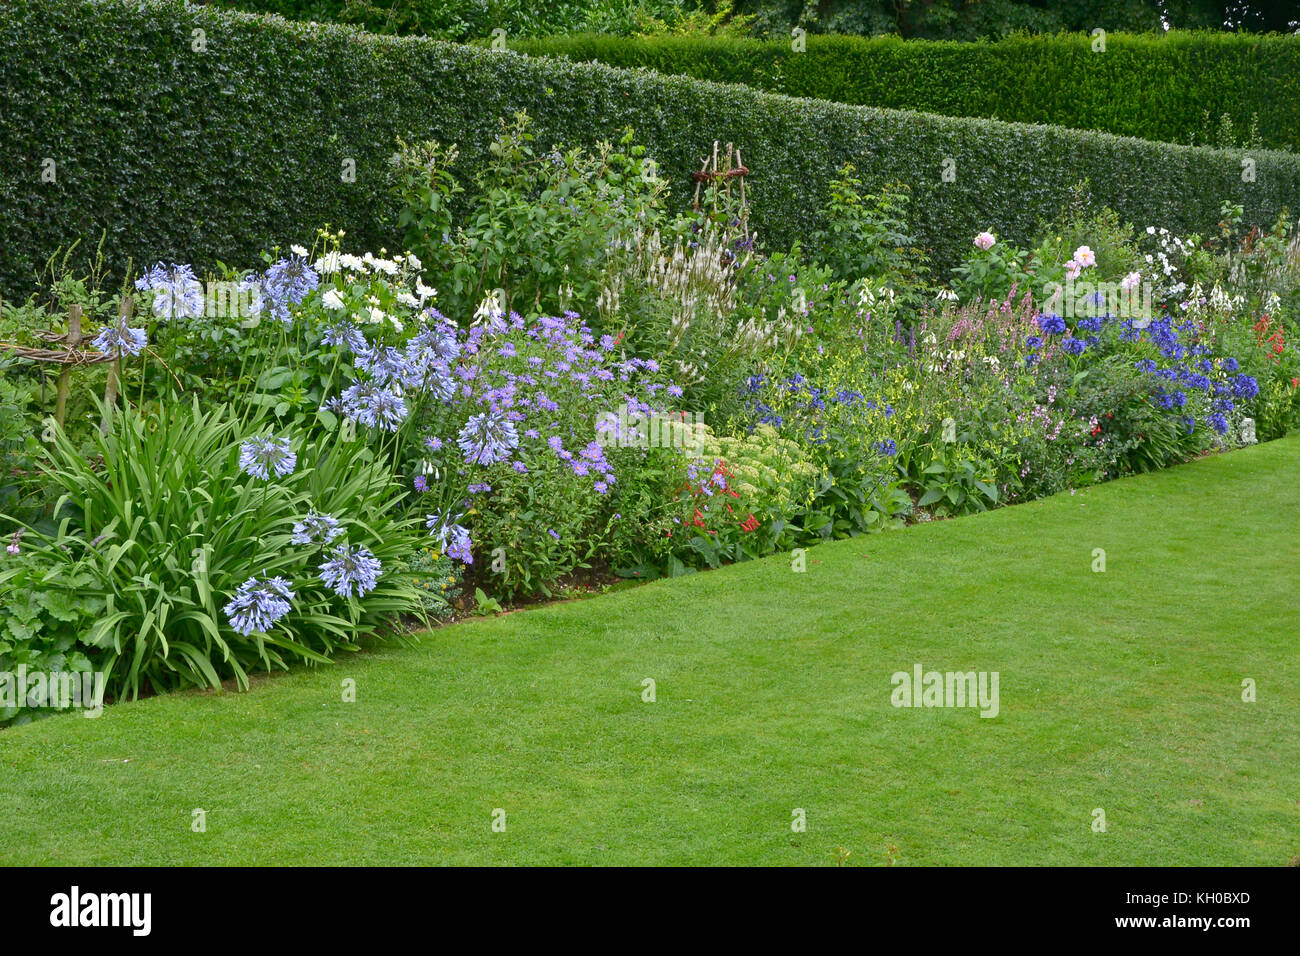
1 0 1297 298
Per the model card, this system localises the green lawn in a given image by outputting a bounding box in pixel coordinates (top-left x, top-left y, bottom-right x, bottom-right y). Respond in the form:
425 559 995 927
3 436 1298 866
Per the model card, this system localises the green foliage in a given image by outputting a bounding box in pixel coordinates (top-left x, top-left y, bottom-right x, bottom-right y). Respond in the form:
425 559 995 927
393 113 667 320
810 167 928 297
4 399 425 700
5 1 1300 299
512 30 1300 151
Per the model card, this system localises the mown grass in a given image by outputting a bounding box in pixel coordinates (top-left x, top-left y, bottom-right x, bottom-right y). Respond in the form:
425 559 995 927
2 436 1297 866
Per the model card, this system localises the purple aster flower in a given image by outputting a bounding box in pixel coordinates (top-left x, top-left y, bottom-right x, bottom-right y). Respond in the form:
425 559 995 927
426 512 473 564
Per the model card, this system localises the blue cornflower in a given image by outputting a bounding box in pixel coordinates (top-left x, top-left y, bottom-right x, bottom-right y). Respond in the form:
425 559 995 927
291 512 344 546
1037 313 1067 335
223 575 294 636
92 319 148 357
318 544 382 598
457 411 519 466
239 435 296 479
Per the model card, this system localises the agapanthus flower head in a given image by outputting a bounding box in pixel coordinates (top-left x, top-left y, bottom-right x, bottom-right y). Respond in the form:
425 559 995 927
92 319 148 358
263 254 320 322
318 544 382 598
457 410 519 466
239 435 296 480
322 319 367 354
136 262 204 320
291 511 344 546
335 381 408 432
223 575 295 636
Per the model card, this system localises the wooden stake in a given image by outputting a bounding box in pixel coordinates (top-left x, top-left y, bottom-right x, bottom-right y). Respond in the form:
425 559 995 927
54 304 82 428
99 297 131 435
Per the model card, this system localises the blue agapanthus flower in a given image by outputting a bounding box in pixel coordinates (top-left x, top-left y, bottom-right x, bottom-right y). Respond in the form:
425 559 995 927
263 255 319 322
333 382 409 432
291 512 344 546
318 544 382 598
223 575 295 636
874 438 898 457
1063 338 1086 355
239 435 296 479
92 319 148 358
136 262 205 320
322 319 367 354
1037 313 1067 335
1207 413 1230 435
457 410 519 466
426 512 473 564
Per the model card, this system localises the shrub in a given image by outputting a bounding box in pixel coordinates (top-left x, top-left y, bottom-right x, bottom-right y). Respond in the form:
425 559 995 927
4 1 1300 300
511 31 1300 151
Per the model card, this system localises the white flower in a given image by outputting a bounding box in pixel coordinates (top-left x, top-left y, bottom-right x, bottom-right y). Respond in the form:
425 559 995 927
315 252 341 275
406 253 423 271
338 253 365 272
322 288 346 311
1146 226 1156 235
396 291 419 308
290 244 308 257
368 306 386 324
415 280 437 304
1120 271 1141 292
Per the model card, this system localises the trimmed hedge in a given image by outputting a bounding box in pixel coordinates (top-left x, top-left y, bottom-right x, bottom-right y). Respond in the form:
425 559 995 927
510 32 1300 152
2 0 1299 299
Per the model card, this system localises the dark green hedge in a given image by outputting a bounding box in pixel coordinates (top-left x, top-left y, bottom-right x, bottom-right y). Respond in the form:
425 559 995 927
2 0 1298 299
510 31 1300 151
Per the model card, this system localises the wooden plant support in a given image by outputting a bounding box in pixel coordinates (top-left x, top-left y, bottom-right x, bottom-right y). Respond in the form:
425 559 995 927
690 140 750 247
0 297 130 438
